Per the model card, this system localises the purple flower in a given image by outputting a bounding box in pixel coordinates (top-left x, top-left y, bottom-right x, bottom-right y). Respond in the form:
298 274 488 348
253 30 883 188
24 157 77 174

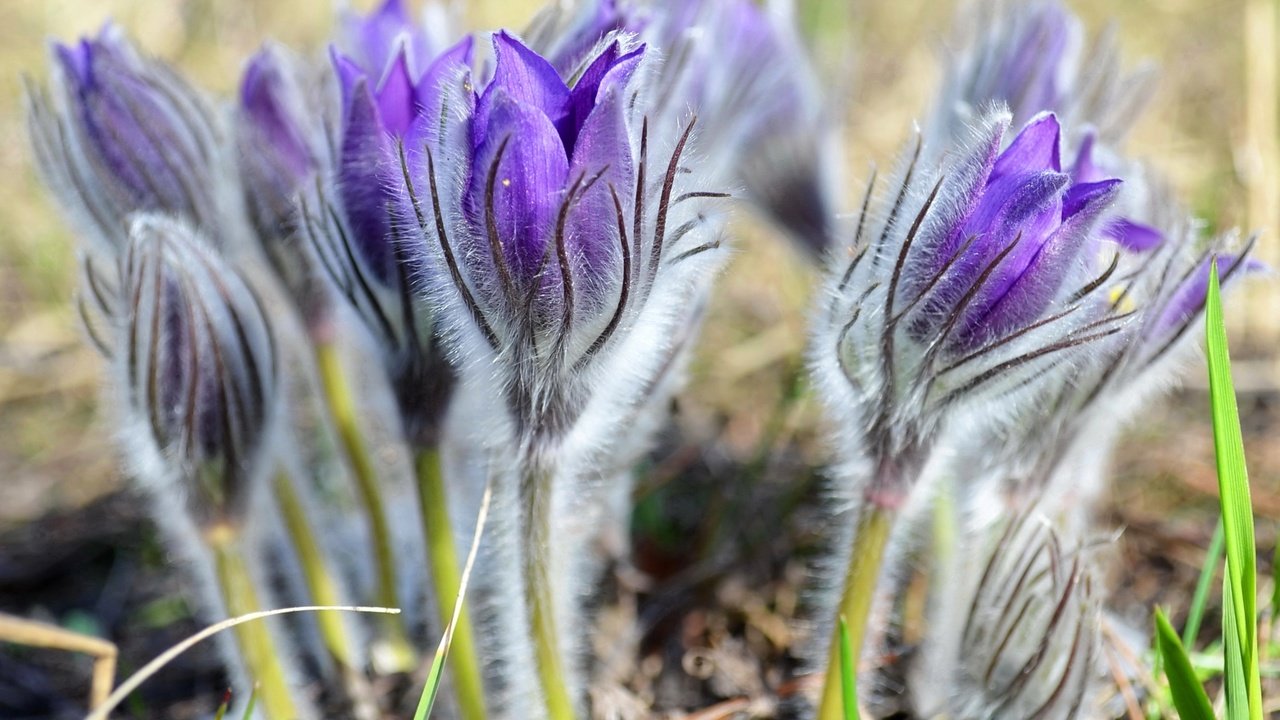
909 113 1121 352
236 44 323 238
27 25 219 255
398 30 728 437
460 32 642 310
116 215 278 529
329 0 472 284
814 110 1133 495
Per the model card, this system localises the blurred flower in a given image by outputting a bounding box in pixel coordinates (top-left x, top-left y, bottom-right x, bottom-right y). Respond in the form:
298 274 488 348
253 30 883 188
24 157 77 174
235 44 327 241
26 25 222 258
909 506 1102 719
115 215 279 530
932 0 1156 145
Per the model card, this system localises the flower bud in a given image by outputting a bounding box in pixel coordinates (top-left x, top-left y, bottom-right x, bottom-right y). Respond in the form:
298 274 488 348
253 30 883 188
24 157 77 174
117 215 278 530
28 25 221 257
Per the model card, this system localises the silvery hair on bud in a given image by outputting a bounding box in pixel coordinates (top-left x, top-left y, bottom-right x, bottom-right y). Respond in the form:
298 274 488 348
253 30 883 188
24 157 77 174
908 502 1104 719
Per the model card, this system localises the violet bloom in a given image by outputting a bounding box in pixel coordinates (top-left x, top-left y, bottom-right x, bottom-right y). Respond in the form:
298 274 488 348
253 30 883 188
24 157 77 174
934 0 1155 145
27 24 220 257
931 0 1163 253
397 31 727 715
236 44 325 240
400 31 724 440
295 0 472 442
116 215 279 530
814 111 1128 501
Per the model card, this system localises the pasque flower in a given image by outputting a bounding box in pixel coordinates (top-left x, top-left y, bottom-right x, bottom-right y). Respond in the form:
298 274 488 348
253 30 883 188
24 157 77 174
115 215 279 530
26 24 222 258
809 109 1130 720
909 505 1102 720
816 110 1126 490
397 29 728 718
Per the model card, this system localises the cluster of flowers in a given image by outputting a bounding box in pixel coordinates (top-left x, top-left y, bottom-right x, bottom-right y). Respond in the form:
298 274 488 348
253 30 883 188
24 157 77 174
23 0 1258 718
810 2 1260 718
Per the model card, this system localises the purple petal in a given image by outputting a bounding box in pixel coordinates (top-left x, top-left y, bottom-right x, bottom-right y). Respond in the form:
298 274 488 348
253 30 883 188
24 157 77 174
331 47 368 111
376 44 417 136
340 0 430 79
1070 130 1105 184
466 91 570 287
338 78 397 283
992 112 1062 181
412 35 475 139
1151 255 1267 339
973 178 1119 338
562 43 643 157
1104 217 1164 252
1062 178 1121 219
565 63 637 301
482 31 570 129
239 48 313 183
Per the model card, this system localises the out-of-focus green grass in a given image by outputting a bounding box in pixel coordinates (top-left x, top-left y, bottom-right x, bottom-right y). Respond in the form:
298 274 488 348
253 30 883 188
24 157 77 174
0 0 1272 527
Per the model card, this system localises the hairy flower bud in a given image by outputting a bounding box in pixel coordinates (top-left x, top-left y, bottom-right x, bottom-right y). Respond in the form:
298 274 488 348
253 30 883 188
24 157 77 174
116 215 278 530
27 25 221 258
401 30 727 443
910 507 1101 719
813 110 1129 504
236 44 326 240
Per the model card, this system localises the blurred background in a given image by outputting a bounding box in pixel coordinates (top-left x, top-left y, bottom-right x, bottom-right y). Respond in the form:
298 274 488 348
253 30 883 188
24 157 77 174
0 0 1278 716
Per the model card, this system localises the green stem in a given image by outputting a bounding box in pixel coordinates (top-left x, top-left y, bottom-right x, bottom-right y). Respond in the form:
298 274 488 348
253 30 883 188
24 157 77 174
818 504 894 720
523 463 576 720
272 470 355 669
209 529 298 720
314 341 415 671
415 449 488 720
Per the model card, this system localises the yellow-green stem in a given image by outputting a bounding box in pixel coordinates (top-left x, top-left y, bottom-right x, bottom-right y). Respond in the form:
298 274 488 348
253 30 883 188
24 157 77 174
209 530 298 720
817 505 894 720
415 449 487 720
273 470 355 669
314 341 415 671
524 466 575 720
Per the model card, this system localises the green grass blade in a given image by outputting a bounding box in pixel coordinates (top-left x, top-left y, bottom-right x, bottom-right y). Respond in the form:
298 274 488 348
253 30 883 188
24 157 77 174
214 691 230 720
412 484 493 720
1184 519 1225 648
239 686 258 720
839 615 859 720
1156 608 1215 720
1224 577 1249 720
1205 259 1261 720
1271 537 1280 617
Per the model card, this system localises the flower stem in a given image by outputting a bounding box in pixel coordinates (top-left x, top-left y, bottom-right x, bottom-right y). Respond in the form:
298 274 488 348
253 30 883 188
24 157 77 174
817 504 894 720
272 470 355 669
415 448 487 720
314 340 415 671
208 528 298 720
523 464 576 720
